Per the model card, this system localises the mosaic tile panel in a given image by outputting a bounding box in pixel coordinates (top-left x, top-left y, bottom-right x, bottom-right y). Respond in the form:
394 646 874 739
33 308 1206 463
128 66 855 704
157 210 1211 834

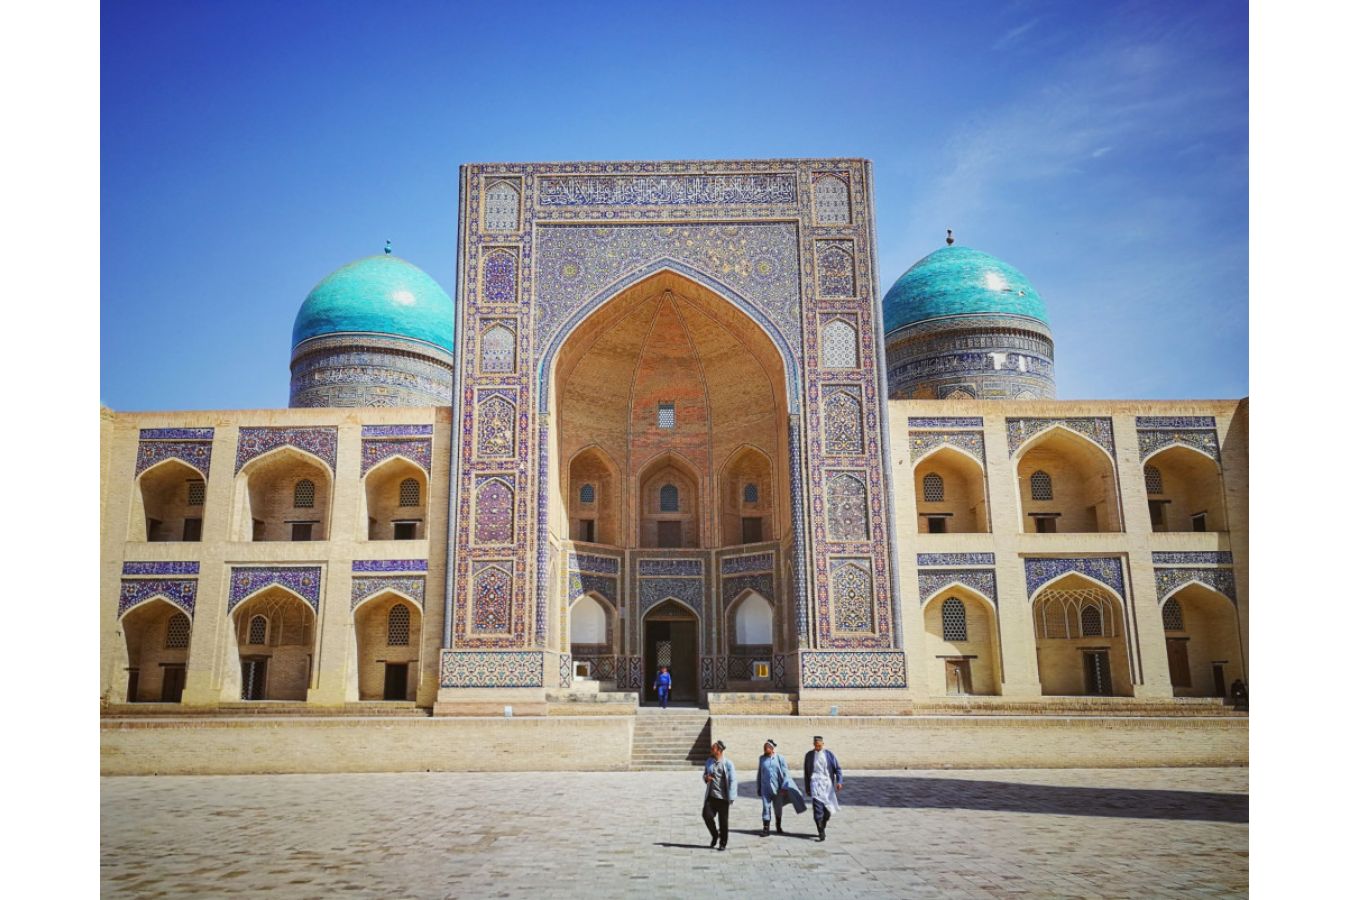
361 437 433 475
122 561 200 576
568 572 617 602
228 566 322 613
558 652 573 688
568 553 620 575
638 558 703 577
823 387 864 455
482 248 518 304
825 473 869 541
573 655 617 681
721 552 774 575
638 577 704 616
118 579 197 618
1006 418 1115 457
722 573 775 609
917 553 995 567
352 559 428 572
918 569 999 606
140 427 214 440
475 395 517 458
618 656 644 690
908 417 983 429
829 560 874 633
471 564 513 634
1137 428 1220 462
812 172 850 224
474 477 515 544
799 651 907 689
816 240 856 298
235 427 337 473
1151 551 1234 566
909 430 985 463
536 172 798 207
439 651 544 688
773 653 788 690
1023 557 1125 599
361 425 434 437
350 575 425 611
1136 416 1216 429
135 430 214 477
1155 568 1238 604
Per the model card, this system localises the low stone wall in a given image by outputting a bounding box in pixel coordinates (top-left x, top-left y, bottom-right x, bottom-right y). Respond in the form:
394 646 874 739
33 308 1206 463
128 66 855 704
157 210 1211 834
711 716 1248 768
101 716 634 776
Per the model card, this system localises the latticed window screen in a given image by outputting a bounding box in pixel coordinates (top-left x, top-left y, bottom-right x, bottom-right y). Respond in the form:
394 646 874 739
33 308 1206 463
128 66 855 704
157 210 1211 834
484 182 520 232
922 473 945 502
1080 605 1103 637
247 615 267 645
165 613 191 649
1144 465 1164 495
399 478 420 507
659 484 679 512
941 598 968 642
579 483 596 504
1162 598 1184 632
294 479 316 508
822 319 859 368
480 324 515 372
658 403 676 429
743 483 759 504
387 603 411 646
186 480 206 506
1029 470 1053 501
656 640 672 667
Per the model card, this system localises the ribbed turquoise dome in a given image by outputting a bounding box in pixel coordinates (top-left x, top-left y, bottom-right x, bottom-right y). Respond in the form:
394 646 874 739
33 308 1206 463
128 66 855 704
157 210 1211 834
292 255 455 351
883 246 1048 334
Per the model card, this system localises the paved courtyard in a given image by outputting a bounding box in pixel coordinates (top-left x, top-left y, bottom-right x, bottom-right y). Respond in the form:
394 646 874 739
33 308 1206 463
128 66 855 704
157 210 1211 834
102 767 1248 898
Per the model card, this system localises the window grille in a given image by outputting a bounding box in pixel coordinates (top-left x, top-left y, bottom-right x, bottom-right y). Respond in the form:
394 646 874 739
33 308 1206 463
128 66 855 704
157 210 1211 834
822 319 859 368
387 603 411 646
1144 465 1164 495
484 182 520 232
941 597 968 642
922 472 945 502
1080 605 1103 637
743 483 759 504
1030 470 1053 501
658 403 676 429
186 480 206 506
1162 598 1184 632
480 324 515 372
294 479 316 508
399 478 420 507
247 615 267 645
579 483 596 504
659 484 679 512
165 613 191 649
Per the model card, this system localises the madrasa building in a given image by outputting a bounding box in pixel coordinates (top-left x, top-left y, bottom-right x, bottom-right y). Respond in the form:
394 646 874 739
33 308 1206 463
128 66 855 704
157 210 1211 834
99 160 1248 758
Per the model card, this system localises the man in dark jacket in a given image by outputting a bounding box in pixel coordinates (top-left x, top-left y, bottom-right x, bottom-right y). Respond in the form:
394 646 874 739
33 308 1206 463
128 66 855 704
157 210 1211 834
803 735 843 841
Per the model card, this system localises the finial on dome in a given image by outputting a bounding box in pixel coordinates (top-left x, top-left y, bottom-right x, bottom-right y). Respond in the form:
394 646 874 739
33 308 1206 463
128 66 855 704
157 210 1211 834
946 229 954 247
384 240 392 255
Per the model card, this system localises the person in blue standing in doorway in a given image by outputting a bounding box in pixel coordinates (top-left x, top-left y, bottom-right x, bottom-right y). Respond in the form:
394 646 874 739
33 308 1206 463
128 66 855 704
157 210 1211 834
653 665 672 709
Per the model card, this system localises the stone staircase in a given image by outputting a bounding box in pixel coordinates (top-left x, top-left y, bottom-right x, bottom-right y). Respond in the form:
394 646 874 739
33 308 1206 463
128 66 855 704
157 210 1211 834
629 708 712 771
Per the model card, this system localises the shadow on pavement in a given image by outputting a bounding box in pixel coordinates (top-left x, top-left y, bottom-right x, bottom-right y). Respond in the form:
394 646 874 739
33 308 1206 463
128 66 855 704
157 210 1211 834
735 776 1246 824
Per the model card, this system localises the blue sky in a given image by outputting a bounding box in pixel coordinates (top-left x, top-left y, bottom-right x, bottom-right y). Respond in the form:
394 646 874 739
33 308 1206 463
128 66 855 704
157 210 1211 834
101 0 1248 409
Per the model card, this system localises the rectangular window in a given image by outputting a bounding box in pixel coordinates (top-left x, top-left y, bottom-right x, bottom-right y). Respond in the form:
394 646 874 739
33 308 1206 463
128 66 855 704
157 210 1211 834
1191 512 1208 532
186 480 206 506
1148 499 1168 531
252 518 265 541
657 520 683 548
657 402 676 429
926 516 948 535
290 522 314 542
393 521 418 540
182 517 203 542
741 516 763 544
1033 515 1057 534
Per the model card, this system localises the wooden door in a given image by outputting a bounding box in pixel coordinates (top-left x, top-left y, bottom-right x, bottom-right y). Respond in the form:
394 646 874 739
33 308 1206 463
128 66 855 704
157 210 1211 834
944 660 972 695
1211 664 1226 698
1083 651 1113 696
241 657 267 700
383 663 409 700
1166 639 1191 688
160 665 186 702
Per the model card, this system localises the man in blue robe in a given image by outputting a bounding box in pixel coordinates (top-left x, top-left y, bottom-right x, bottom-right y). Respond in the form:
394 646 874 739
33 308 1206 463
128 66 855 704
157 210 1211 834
756 739 806 835
804 735 843 841
653 666 672 709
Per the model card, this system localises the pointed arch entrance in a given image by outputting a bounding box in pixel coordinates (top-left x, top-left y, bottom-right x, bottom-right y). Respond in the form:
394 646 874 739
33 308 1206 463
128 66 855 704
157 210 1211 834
642 599 699 705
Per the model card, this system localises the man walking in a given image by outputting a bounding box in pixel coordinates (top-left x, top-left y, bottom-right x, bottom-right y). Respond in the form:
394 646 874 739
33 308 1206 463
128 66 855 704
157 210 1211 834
653 666 672 709
756 739 805 835
701 740 737 851
803 735 842 841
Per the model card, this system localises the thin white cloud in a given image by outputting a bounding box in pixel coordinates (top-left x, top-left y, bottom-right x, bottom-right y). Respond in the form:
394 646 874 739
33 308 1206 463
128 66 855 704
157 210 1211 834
994 18 1040 50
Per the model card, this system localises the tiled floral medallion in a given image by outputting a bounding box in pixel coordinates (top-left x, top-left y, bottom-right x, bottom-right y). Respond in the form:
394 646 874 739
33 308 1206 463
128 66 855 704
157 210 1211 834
228 566 322 613
118 578 197 618
470 562 513 634
918 569 999 606
799 650 907 688
1135 416 1221 462
1023 557 1125 598
829 560 874 633
439 650 544 688
235 427 337 473
823 387 864 455
350 575 426 611
1154 568 1238 604
473 476 514 544
1006 418 1115 458
909 430 985 463
136 428 214 477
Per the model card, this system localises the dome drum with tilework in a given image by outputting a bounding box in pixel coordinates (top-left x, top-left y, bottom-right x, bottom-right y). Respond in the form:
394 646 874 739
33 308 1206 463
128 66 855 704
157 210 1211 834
882 245 1055 400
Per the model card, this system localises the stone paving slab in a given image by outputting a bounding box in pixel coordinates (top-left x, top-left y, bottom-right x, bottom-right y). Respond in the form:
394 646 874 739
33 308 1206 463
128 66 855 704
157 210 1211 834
101 767 1248 899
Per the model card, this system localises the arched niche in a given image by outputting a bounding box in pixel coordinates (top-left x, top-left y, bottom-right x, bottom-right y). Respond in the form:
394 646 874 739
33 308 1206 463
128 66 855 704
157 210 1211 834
1031 573 1133 697
913 446 987 533
567 446 620 545
720 445 775 546
1143 445 1227 533
351 591 423 701
230 587 316 700
639 453 702 549
1016 429 1121 534
232 447 332 542
362 456 428 541
117 598 191 702
921 586 1000 695
1160 582 1244 697
129 459 206 542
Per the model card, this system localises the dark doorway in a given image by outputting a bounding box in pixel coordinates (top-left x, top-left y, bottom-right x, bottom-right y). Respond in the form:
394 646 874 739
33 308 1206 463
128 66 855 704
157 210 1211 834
1166 639 1191 688
241 657 267 700
160 664 186 702
643 600 699 704
126 668 140 702
1083 650 1113 696
1211 663 1226 698
384 663 409 700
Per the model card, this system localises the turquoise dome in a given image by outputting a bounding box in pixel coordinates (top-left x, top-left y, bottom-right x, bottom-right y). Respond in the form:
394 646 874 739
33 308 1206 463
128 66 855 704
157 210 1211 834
292 255 455 352
883 246 1048 334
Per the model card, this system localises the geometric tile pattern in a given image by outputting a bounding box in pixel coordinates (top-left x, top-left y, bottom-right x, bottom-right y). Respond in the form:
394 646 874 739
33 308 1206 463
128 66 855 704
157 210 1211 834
122 561 201 576
558 652 573 688
567 572 617 603
227 566 322 613
470 564 513 634
909 429 985 463
908 417 983 429
638 577 703 617
118 578 197 618
916 553 995 567
829 560 874 633
1151 551 1234 566
235 427 338 473
637 559 703 577
568 553 621 575
722 573 775 609
361 437 433 476
918 569 999 606
823 387 864 454
361 425 435 437
799 650 907 688
350 575 426 611
439 650 544 688
816 240 856 298
1006 417 1115 458
825 472 869 541
1136 416 1217 429
352 559 428 573
135 428 214 477
475 396 516 458
474 477 514 544
721 552 774 575
1023 557 1125 599
1137 427 1220 462
1154 567 1238 605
